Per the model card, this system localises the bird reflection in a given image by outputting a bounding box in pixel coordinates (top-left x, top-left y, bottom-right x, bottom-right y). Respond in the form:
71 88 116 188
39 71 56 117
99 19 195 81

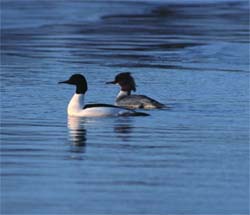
113 118 134 141
67 116 87 153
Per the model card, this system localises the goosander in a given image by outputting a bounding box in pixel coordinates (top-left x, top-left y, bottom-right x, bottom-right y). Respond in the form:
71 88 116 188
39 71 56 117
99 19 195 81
59 74 149 117
106 72 166 109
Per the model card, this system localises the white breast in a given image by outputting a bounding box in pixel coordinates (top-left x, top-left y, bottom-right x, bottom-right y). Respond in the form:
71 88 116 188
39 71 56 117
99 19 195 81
67 94 85 116
116 90 129 100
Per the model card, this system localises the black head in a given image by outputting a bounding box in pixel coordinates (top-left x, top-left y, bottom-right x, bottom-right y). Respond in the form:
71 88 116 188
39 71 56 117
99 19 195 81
106 72 136 92
58 74 88 94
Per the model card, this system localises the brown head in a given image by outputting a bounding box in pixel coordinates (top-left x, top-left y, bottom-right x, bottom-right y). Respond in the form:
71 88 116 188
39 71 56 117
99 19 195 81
106 72 136 94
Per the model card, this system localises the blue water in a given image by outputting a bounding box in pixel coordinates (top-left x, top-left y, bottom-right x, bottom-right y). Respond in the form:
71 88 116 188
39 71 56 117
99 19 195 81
1 0 249 214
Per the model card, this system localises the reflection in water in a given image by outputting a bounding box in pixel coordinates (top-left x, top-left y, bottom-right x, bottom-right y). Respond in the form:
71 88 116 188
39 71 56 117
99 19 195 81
1 0 249 213
114 118 134 141
67 116 87 152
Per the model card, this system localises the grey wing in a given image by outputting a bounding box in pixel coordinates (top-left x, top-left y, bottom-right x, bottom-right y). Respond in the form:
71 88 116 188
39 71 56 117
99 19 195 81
119 95 166 109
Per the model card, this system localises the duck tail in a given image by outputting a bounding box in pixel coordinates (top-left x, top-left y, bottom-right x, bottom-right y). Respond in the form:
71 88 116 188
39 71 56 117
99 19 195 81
119 111 150 117
131 111 150 117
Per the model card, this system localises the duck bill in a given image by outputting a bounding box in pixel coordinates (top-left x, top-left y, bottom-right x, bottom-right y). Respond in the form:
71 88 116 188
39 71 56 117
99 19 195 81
105 81 116 84
58 80 70 84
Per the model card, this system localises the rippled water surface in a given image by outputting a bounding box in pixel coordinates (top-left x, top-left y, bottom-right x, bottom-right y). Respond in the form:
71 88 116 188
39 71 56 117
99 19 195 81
1 0 249 214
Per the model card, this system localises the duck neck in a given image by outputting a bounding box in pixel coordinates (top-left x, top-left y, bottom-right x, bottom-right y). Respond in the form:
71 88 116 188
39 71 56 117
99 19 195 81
76 84 87 94
67 93 85 116
116 90 130 101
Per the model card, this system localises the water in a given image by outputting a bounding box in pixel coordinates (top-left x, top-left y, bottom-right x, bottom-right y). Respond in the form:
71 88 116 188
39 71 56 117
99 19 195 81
1 0 249 214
